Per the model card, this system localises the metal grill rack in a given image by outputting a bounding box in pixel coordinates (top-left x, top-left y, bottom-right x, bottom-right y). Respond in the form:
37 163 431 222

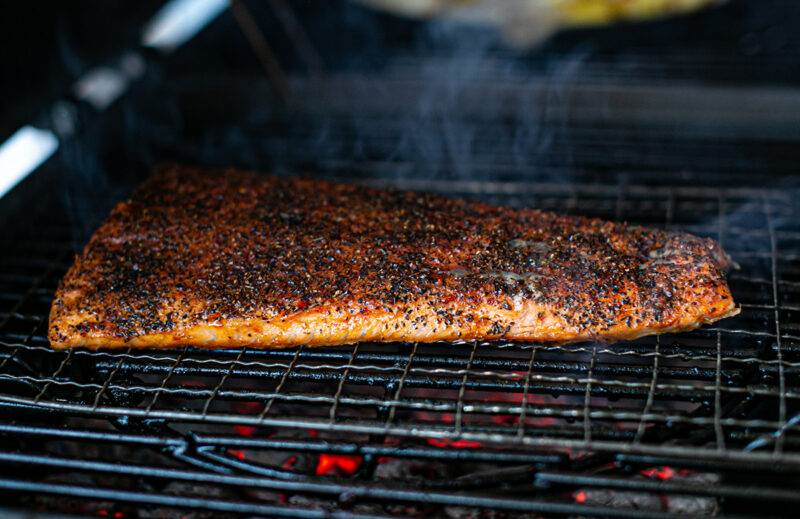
2 0 800 516
1 177 799 517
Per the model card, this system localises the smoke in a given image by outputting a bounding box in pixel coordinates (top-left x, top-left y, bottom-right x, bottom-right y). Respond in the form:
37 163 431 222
50 0 601 245
306 11 595 188
44 0 797 248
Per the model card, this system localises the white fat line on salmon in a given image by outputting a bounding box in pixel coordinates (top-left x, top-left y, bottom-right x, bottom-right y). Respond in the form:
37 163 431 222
285 326 302 344
446 268 542 283
300 329 317 346
640 247 702 269
446 268 543 301
507 239 550 253
317 324 340 345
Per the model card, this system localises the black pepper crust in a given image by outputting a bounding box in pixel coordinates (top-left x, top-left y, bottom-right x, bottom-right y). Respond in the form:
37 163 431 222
49 164 738 350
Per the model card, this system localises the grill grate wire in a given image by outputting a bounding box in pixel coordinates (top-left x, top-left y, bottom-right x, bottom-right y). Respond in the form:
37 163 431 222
4 0 800 513
1 179 800 516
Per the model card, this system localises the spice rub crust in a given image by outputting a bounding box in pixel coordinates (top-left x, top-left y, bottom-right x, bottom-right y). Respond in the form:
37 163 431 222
49 165 738 350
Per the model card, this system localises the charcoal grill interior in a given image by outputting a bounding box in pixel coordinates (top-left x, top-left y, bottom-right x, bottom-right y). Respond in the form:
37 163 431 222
2 1 800 517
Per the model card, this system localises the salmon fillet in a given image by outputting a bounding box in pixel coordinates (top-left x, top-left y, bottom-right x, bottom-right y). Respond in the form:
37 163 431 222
49 165 738 350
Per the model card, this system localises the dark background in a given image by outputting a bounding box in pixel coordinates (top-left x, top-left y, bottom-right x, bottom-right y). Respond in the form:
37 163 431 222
3 0 800 143
2 0 800 238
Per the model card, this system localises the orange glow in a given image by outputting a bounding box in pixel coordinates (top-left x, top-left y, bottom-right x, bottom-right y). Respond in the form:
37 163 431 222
234 425 256 436
491 414 517 426
229 449 246 460
316 454 363 476
575 492 587 503
426 438 482 448
232 401 263 414
641 466 676 480
509 371 527 381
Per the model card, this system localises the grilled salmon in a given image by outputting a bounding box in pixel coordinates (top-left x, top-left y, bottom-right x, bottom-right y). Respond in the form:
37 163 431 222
49 165 738 350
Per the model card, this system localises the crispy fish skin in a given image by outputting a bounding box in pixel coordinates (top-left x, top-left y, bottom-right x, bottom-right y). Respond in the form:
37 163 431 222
49 165 738 350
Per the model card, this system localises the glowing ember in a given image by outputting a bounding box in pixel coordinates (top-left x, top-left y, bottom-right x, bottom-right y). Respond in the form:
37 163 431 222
232 401 263 415
228 449 246 461
490 414 517 426
234 425 256 436
574 491 587 503
426 438 482 448
316 454 363 476
510 371 530 381
641 466 677 480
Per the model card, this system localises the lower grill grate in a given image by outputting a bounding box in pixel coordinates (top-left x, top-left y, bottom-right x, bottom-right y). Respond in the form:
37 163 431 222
0 179 798 517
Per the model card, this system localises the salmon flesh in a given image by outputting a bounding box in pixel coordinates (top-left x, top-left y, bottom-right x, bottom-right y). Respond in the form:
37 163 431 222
49 165 738 350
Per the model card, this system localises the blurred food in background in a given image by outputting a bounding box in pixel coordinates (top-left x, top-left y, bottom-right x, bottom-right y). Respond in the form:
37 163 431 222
357 0 728 45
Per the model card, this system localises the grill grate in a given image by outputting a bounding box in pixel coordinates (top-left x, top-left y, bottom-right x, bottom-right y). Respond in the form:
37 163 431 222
3 1 800 513
1 178 799 516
